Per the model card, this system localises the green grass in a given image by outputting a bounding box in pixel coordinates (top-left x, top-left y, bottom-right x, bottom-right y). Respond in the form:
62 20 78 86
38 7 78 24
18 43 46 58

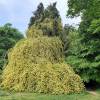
0 89 100 100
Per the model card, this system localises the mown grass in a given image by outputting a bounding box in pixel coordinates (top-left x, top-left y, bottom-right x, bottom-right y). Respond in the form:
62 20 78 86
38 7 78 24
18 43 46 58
0 89 100 100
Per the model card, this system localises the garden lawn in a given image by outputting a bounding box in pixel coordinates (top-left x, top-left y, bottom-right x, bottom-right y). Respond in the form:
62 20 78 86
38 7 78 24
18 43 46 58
0 89 100 100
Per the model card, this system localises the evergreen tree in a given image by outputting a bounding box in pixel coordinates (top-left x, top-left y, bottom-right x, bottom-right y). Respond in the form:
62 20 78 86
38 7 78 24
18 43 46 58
44 2 59 19
28 3 44 28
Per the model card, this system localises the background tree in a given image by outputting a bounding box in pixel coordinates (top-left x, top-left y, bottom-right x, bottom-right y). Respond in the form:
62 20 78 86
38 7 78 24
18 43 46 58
66 0 100 84
62 24 76 56
0 23 23 70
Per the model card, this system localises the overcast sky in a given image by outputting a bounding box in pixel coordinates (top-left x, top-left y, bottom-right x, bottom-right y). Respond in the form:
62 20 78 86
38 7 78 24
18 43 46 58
0 0 81 34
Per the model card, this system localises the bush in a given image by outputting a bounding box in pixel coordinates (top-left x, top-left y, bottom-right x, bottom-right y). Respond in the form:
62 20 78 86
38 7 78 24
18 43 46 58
1 34 84 94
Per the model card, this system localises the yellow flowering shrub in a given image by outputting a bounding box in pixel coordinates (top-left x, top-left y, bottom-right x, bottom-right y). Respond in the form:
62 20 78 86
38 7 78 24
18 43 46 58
1 32 84 94
26 26 43 38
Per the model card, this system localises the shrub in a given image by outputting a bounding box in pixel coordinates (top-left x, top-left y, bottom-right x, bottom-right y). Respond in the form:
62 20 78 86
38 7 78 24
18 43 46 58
1 34 84 94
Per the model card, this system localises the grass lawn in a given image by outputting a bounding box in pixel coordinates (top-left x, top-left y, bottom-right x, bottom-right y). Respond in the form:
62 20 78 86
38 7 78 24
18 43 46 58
0 89 100 100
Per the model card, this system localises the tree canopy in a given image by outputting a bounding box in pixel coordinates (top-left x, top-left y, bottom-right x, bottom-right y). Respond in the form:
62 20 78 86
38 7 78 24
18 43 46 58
0 23 23 70
66 0 100 83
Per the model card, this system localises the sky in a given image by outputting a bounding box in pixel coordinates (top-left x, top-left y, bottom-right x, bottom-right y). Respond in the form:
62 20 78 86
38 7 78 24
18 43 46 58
0 0 81 34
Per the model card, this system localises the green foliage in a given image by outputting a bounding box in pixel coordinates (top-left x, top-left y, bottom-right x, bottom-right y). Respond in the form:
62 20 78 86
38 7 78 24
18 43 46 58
88 19 100 35
43 2 59 19
0 23 23 70
66 28 100 83
67 0 100 34
67 0 100 83
1 32 84 94
67 0 100 18
28 3 44 28
62 24 77 55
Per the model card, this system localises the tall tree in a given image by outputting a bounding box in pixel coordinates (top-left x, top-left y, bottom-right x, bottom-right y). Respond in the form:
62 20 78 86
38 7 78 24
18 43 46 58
67 0 100 83
0 23 23 70
44 2 59 19
28 3 44 28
